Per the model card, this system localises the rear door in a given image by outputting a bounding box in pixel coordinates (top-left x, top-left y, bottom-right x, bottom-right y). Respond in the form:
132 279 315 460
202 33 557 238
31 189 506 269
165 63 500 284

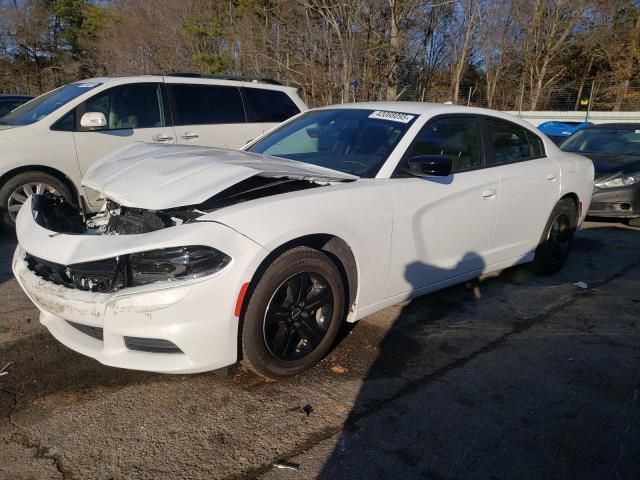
386 116 500 298
484 117 561 262
241 87 301 142
166 81 253 149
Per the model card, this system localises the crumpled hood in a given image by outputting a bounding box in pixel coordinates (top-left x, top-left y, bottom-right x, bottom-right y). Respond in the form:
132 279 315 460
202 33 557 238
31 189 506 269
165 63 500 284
82 142 357 210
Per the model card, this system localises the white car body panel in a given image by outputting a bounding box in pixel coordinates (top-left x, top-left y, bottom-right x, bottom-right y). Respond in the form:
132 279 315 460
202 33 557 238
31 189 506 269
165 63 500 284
13 102 595 374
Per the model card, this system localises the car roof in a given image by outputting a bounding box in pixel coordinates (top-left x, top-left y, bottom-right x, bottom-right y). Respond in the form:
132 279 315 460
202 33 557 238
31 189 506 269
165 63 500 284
314 101 539 131
71 75 298 92
585 123 640 130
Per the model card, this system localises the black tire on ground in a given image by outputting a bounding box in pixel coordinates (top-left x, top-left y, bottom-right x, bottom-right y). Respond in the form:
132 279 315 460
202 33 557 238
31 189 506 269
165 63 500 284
0 171 73 232
627 218 640 228
241 246 346 379
529 198 577 275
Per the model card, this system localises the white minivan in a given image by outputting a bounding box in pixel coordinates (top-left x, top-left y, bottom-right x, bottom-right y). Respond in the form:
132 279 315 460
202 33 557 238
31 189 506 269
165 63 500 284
0 74 307 229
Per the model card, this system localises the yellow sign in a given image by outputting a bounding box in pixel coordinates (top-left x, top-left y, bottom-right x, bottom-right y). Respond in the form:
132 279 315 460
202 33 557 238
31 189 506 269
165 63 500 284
580 99 589 106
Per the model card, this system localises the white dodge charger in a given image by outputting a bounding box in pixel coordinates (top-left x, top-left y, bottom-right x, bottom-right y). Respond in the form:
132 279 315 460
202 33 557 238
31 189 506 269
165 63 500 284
12 102 594 378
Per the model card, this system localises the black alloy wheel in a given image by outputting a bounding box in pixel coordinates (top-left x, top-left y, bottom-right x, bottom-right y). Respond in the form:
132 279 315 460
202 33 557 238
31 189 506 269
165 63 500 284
263 271 334 361
241 246 345 378
530 198 577 275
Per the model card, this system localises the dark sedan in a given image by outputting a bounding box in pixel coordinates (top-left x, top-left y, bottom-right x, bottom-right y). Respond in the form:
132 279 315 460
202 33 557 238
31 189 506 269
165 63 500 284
0 94 34 117
561 123 640 226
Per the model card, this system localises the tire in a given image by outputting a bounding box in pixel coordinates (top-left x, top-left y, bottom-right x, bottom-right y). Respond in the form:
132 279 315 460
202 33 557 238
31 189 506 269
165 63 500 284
0 171 73 231
241 247 346 379
529 198 577 275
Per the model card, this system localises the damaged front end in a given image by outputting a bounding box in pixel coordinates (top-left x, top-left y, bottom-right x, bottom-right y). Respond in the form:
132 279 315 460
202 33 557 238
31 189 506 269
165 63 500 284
33 175 330 236
24 175 331 293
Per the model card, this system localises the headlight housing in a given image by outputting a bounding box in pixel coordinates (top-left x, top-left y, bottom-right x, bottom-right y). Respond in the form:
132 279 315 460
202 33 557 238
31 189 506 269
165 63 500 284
595 172 640 189
129 246 231 286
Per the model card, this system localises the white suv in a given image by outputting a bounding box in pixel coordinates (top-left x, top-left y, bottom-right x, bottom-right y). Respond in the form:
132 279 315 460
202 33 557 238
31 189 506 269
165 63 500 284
0 74 307 229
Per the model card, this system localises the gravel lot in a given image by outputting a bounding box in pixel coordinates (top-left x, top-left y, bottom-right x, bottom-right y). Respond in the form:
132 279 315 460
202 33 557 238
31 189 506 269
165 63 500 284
1 221 639 480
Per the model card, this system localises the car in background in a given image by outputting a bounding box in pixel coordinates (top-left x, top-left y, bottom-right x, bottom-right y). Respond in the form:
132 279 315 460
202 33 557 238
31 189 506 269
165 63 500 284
0 74 307 230
0 94 34 117
538 120 592 145
560 123 640 227
12 102 594 378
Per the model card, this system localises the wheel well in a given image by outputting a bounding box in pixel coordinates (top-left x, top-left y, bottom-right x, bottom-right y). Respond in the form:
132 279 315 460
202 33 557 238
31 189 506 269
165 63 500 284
247 234 358 319
0 166 79 205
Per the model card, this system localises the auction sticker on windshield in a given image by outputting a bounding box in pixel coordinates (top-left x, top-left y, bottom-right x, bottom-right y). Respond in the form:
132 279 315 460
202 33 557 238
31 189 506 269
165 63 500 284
369 111 415 123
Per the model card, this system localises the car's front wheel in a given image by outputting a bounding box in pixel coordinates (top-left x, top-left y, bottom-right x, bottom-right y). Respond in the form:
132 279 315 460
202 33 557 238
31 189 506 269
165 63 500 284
241 247 346 379
529 198 577 275
0 171 73 231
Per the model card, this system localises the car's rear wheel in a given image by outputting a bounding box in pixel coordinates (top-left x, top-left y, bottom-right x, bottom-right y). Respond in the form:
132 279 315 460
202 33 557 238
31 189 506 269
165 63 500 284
529 198 577 275
0 171 72 231
241 247 345 379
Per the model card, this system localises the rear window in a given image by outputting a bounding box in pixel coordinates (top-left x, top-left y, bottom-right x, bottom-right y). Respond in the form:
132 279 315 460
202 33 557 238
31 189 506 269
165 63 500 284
243 88 300 123
172 84 245 125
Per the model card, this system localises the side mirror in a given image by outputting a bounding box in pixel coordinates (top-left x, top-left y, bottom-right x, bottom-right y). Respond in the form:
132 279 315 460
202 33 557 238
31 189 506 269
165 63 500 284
406 155 453 177
80 111 107 129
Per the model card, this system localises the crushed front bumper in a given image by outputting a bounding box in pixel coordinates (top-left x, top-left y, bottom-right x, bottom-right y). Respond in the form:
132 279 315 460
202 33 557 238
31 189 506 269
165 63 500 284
13 197 268 373
587 184 640 219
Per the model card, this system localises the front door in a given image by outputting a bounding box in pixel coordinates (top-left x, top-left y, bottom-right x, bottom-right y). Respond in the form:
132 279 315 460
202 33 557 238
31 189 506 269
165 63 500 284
73 82 176 206
386 116 500 298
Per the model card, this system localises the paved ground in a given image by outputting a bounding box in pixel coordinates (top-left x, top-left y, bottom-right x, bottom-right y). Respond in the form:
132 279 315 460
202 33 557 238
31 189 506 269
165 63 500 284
0 221 639 480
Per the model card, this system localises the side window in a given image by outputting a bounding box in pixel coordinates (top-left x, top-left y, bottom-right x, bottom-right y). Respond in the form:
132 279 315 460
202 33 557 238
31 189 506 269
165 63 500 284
0 101 23 117
243 88 300 123
171 84 245 125
486 118 544 164
403 117 484 173
50 110 76 131
84 83 164 130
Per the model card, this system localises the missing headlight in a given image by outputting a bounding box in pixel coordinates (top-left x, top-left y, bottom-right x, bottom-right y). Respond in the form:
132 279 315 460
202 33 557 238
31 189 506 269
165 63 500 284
128 246 231 286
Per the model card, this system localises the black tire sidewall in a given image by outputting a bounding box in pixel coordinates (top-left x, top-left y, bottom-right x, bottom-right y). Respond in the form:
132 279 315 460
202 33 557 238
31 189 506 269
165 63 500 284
241 247 345 378
531 199 577 275
0 172 72 230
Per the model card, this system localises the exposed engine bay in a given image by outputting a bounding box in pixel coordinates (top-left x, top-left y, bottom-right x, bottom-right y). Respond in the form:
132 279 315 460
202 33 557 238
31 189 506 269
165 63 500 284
32 176 331 235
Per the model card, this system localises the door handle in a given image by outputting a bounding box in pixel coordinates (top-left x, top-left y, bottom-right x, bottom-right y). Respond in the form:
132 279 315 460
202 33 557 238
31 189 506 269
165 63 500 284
546 173 558 181
181 132 200 140
482 189 497 199
152 133 174 142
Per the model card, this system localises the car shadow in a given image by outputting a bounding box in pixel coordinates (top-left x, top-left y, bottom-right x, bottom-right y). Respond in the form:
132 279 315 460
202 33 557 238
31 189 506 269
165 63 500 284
317 252 489 477
313 231 638 479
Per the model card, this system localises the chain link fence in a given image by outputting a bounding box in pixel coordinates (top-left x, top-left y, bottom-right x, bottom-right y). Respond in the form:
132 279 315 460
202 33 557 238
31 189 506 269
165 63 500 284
398 80 640 113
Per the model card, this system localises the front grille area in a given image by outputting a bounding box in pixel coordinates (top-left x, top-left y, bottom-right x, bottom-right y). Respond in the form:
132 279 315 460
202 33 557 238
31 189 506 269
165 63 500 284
124 337 182 354
25 253 125 293
67 321 104 341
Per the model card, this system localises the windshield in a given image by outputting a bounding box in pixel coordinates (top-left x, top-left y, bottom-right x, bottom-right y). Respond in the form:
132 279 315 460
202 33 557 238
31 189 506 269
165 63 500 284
561 128 640 157
0 82 101 126
247 108 417 177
